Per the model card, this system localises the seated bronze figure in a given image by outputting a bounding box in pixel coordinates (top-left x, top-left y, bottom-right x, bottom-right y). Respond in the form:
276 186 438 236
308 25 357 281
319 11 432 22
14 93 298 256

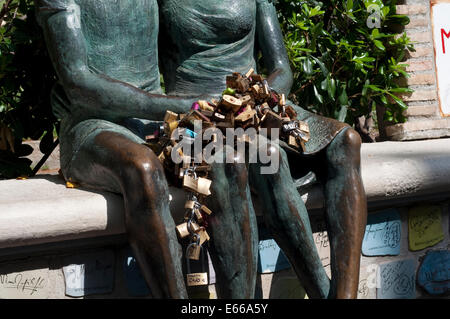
37 0 367 299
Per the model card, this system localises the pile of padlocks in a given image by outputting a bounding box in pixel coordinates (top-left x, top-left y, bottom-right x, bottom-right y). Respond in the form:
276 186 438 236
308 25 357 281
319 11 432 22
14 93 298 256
144 69 310 286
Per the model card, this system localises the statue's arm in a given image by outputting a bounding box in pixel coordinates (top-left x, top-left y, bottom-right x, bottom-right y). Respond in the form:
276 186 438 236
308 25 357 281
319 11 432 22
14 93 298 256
255 0 294 97
36 2 195 122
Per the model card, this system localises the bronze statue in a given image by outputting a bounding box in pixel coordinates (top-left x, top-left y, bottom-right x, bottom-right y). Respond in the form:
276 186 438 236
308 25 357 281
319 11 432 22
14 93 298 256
36 0 195 298
36 0 258 299
36 0 367 299
157 0 367 299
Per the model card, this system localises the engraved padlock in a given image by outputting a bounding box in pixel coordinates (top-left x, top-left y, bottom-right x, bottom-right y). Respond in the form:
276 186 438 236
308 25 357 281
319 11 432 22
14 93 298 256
186 241 201 260
196 177 212 196
186 244 208 287
176 222 191 239
183 171 198 193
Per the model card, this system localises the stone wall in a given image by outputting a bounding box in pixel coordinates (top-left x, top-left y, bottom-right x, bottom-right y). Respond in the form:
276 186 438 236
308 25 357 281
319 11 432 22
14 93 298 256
0 201 448 299
384 0 450 140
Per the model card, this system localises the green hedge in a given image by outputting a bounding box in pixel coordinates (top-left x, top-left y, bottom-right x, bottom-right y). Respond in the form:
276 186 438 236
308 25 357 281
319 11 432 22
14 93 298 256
275 0 414 133
0 0 414 179
0 0 57 179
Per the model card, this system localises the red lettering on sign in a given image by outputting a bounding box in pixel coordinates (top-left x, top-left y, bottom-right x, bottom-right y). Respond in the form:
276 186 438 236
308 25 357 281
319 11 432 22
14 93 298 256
442 29 450 54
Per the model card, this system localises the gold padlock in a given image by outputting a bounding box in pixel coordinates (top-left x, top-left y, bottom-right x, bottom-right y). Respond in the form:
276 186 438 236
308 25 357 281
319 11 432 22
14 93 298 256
198 100 215 112
196 227 210 245
186 244 208 286
176 222 190 239
245 68 255 78
187 243 201 260
221 95 242 113
183 174 198 193
288 135 299 148
200 205 212 215
298 121 310 133
186 272 208 287
279 93 286 106
185 200 196 210
194 208 203 224
196 177 212 196
164 110 178 123
251 84 260 96
235 109 256 122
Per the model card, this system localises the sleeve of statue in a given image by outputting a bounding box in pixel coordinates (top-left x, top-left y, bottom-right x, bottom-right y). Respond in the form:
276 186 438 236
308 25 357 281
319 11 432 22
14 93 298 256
35 0 73 26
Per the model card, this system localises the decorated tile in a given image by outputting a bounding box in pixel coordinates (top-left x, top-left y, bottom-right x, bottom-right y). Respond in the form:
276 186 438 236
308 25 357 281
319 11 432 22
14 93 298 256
258 239 291 274
362 209 401 256
417 250 450 295
408 205 444 251
63 250 114 297
377 259 416 299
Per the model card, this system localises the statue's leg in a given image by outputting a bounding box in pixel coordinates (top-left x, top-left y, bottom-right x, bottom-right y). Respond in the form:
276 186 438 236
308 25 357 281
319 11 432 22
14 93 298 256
323 127 367 299
64 128 187 299
248 142 330 299
205 158 259 299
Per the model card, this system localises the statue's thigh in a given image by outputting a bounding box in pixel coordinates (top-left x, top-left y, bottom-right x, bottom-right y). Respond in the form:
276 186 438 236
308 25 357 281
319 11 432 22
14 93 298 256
61 119 146 193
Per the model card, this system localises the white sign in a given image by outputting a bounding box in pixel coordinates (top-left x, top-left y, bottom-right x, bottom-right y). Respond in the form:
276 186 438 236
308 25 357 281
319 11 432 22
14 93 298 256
431 0 450 116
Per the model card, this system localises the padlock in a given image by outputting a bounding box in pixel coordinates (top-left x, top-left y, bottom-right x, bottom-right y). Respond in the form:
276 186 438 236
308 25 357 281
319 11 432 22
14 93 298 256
251 84 260 96
188 220 201 233
186 245 208 286
183 174 198 193
235 109 256 122
236 77 250 93
213 112 226 121
260 110 284 133
298 121 310 133
164 110 178 124
279 93 286 106
262 81 270 98
198 100 215 112
221 95 242 113
185 200 196 210
196 227 210 245
186 242 201 260
196 177 212 196
194 208 204 224
176 222 191 239
239 95 253 106
285 105 298 120
288 135 299 148
251 74 263 83
200 205 212 215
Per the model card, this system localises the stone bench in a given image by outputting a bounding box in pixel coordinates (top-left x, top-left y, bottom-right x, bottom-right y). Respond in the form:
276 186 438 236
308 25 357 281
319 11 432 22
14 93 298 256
1 138 450 251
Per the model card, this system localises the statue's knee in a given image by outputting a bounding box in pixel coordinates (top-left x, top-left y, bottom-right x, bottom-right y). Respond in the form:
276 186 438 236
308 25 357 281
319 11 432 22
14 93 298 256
125 148 167 189
327 128 361 167
341 128 362 151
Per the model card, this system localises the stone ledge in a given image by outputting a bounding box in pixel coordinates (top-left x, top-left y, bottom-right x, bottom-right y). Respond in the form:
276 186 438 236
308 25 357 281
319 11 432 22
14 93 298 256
385 118 450 140
1 139 450 250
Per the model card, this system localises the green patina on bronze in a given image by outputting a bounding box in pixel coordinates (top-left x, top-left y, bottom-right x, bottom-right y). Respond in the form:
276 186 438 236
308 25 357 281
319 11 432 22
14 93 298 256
37 0 367 299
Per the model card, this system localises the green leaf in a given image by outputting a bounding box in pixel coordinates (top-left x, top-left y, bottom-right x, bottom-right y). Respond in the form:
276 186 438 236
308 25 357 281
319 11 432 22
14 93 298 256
337 104 348 122
302 58 313 75
346 0 354 13
327 75 336 101
338 87 348 106
311 56 329 77
313 85 324 104
374 40 386 51
388 93 408 110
